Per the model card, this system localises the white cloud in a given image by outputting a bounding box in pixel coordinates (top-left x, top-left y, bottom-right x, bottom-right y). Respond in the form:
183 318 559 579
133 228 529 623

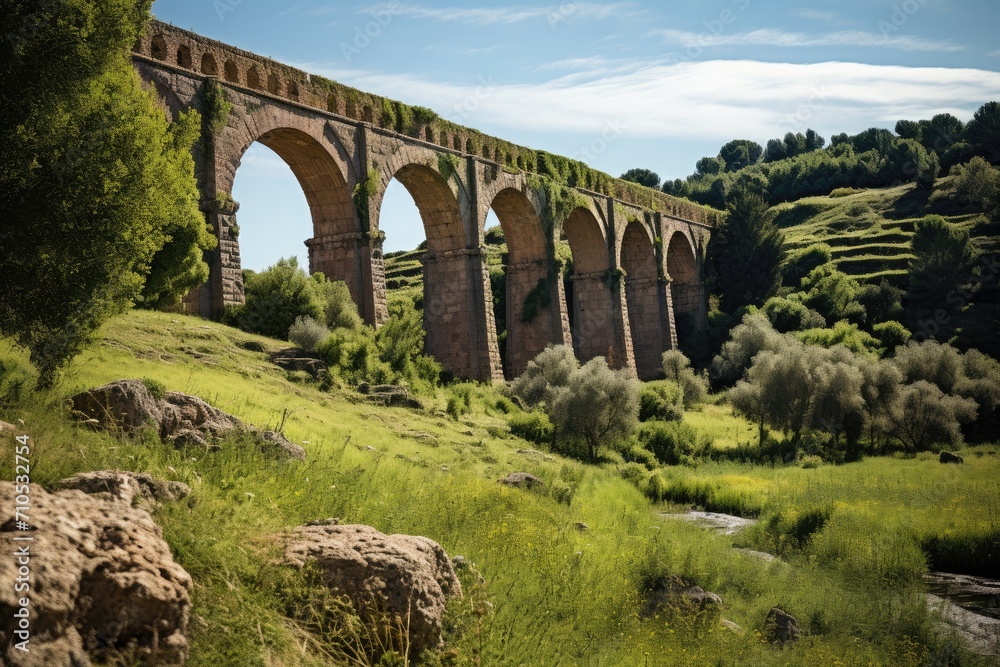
788 9 844 23
989 49 1000 57
359 2 629 26
299 59 1000 143
652 28 963 53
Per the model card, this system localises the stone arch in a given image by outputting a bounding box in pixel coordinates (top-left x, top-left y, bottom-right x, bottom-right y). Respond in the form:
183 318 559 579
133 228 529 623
176 44 192 69
246 66 261 90
563 207 615 363
487 188 557 378
201 53 218 76
224 60 239 83
268 73 280 95
666 231 701 344
374 161 483 378
221 126 362 321
621 220 664 378
151 34 168 60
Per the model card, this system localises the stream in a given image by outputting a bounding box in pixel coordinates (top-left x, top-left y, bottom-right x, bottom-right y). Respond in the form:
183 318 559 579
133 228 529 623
661 510 1000 656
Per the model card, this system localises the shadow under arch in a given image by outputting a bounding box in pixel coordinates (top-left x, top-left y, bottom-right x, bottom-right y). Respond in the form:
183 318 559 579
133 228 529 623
621 220 664 379
488 188 562 379
666 231 701 345
563 207 615 364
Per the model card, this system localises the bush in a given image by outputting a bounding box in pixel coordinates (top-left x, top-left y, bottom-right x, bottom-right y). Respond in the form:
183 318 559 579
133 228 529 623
639 380 684 422
796 321 882 355
711 312 785 386
233 258 324 340
313 275 362 331
484 225 505 245
375 301 441 392
782 244 832 287
509 344 578 407
661 350 709 408
317 328 393 387
636 422 710 466
141 377 167 401
288 316 330 352
550 357 640 462
508 410 554 445
447 385 475 420
618 462 648 486
621 443 659 469
800 265 865 324
872 321 911 352
762 296 826 333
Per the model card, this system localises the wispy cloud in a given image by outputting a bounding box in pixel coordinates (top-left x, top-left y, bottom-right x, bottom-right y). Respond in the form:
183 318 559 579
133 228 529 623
788 9 844 23
358 2 629 26
652 28 963 53
989 49 1000 57
299 59 1000 143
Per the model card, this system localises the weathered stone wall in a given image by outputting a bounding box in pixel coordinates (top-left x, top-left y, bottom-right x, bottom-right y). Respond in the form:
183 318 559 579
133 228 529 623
132 21 715 382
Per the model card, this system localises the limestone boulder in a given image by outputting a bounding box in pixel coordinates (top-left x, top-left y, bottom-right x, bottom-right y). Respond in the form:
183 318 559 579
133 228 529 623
764 607 800 646
284 524 462 657
70 380 306 460
56 471 191 508
499 472 543 490
0 482 192 667
642 575 723 618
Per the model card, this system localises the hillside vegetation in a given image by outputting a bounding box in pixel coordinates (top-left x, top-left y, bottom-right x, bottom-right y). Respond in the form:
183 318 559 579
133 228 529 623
1 310 997 666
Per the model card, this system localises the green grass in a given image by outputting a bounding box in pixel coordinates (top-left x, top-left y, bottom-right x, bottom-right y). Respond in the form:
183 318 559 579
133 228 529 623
0 310 995 666
777 178 996 287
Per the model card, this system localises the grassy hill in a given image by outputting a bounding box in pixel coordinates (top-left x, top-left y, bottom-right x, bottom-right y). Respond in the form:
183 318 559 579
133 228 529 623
1 311 997 665
776 177 1000 287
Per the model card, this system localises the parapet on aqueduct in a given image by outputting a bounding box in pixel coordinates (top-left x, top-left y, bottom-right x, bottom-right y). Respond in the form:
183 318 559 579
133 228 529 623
133 20 721 382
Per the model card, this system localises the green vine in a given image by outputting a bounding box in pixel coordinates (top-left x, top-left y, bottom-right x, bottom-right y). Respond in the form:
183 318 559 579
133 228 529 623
602 267 627 292
528 175 589 236
353 168 380 229
438 153 461 182
202 80 232 136
521 279 552 323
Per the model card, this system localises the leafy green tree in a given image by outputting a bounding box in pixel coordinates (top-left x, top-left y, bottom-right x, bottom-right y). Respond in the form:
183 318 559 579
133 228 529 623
762 296 826 333
232 258 324 339
711 311 785 386
661 350 708 408
729 346 815 446
695 157 724 177
639 381 684 422
907 215 978 312
856 280 904 329
709 185 785 313
375 300 441 389
312 275 363 330
800 265 865 324
509 344 578 407
951 157 1000 218
719 139 764 172
620 168 661 189
0 0 208 385
887 381 976 452
550 357 640 461
964 101 1000 164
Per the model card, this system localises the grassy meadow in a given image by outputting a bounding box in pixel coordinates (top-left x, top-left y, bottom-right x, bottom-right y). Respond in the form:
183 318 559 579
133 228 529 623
1 310 997 666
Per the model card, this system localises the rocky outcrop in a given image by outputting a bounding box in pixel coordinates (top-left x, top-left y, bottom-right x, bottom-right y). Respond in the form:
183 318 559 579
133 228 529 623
642 575 723 618
0 483 192 667
764 607 800 646
284 524 462 658
70 380 305 460
940 451 965 464
498 472 543 490
358 384 423 409
56 471 191 508
272 349 328 380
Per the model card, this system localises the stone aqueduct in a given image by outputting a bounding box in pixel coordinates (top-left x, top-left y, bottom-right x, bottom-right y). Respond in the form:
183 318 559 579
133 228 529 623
133 21 721 382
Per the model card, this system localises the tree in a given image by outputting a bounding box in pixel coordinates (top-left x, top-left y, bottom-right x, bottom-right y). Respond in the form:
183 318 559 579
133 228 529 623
764 139 787 163
695 157 724 177
509 344 578 407
661 350 708 408
964 101 1000 165
907 215 978 312
711 312 786 386
313 275 363 330
952 157 1000 218
709 185 785 313
762 296 826 333
550 357 640 461
887 381 976 452
801 265 865 324
729 346 815 446
0 0 209 385
232 258 324 339
805 129 826 151
719 140 764 172
620 168 661 189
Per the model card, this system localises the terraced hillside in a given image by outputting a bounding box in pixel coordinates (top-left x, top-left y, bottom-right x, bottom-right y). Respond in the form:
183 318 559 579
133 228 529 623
776 177 1000 287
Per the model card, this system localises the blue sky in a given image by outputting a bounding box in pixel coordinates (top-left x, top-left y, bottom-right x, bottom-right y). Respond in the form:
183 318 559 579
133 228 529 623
151 0 1000 266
